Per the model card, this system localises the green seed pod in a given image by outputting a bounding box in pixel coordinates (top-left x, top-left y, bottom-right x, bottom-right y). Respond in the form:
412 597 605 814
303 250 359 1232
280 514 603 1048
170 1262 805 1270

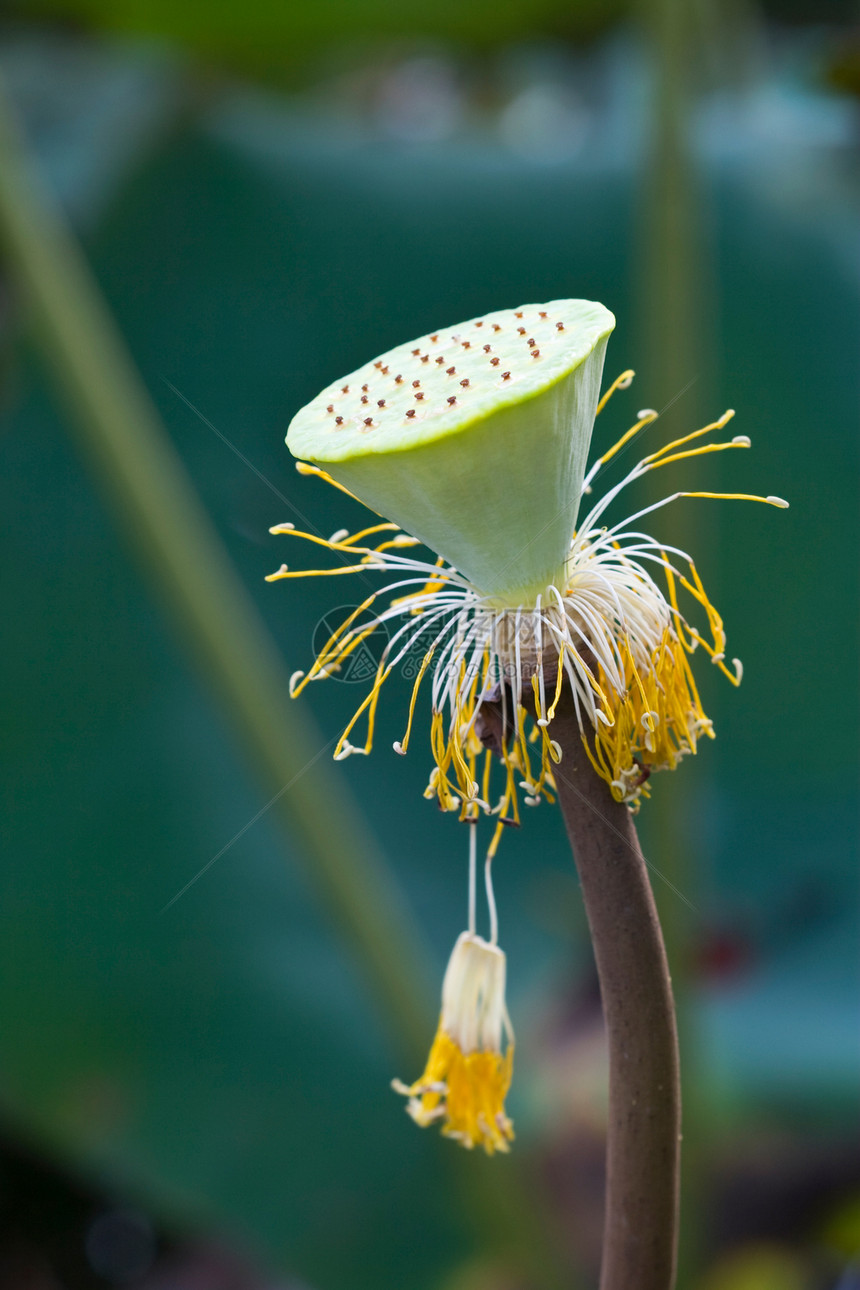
286 299 615 607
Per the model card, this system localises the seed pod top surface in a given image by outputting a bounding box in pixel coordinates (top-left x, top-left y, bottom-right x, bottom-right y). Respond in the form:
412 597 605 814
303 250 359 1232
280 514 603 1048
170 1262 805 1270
287 299 614 461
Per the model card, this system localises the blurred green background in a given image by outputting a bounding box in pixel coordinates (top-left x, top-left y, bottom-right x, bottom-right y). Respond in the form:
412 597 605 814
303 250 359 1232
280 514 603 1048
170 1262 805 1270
0 1 858 1287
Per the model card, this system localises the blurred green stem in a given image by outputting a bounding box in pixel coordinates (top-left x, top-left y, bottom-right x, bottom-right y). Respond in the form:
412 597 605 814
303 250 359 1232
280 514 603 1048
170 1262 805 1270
0 82 578 1290
0 83 431 1063
637 0 713 1277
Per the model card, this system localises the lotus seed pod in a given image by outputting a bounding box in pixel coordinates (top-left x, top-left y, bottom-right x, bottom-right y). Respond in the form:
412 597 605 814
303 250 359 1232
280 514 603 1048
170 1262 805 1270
286 299 615 606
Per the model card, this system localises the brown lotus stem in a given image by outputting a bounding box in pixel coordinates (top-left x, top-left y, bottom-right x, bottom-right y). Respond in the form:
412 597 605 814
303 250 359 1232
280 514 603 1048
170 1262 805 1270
551 700 681 1290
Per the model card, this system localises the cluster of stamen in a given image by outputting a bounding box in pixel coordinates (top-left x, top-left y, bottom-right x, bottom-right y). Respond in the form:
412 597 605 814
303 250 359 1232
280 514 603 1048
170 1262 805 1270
270 374 786 857
299 374 786 816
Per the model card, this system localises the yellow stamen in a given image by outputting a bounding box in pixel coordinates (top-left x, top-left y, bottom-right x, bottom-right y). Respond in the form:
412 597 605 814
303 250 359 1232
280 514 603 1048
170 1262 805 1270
640 409 735 466
393 1026 514 1154
295 460 365 503
642 438 750 471
595 406 658 468
395 647 436 755
264 561 369 582
595 367 635 416
676 490 788 507
291 594 378 697
334 659 392 757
